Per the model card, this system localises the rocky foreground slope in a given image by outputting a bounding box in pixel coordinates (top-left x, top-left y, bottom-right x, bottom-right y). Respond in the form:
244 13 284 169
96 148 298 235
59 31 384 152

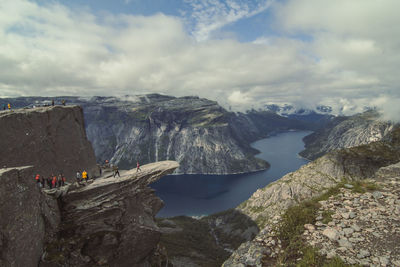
302 166 400 266
0 106 99 180
223 127 400 266
2 95 312 174
300 110 394 160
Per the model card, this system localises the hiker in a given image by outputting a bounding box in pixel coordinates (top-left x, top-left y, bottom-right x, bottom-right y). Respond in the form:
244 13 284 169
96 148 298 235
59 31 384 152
82 170 88 182
105 159 110 168
58 174 62 187
7 103 11 110
62 99 66 106
2 105 5 110
41 177 46 188
35 174 40 187
76 171 81 183
113 165 120 178
47 176 52 189
52 175 57 188
136 161 141 172
51 100 54 106
61 175 66 186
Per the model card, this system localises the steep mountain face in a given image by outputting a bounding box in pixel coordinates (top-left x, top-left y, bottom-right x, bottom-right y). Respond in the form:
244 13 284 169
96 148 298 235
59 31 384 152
0 166 60 267
2 95 313 174
0 106 99 180
300 110 395 160
223 127 400 266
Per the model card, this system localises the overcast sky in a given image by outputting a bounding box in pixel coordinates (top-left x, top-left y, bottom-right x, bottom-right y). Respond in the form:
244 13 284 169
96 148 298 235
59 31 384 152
1 0 399 119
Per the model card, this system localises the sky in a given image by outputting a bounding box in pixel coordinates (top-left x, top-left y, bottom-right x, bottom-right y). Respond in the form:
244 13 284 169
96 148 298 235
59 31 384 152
0 0 399 120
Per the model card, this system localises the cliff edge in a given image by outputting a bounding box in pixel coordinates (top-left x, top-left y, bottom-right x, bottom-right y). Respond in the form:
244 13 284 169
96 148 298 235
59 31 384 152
0 106 98 180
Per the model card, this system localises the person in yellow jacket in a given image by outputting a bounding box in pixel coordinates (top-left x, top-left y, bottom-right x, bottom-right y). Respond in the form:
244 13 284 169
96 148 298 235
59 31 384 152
82 170 88 182
7 103 11 110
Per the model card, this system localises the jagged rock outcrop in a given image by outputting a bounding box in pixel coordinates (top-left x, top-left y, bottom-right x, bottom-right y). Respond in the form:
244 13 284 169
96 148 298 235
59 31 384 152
0 106 99 180
2 95 312 174
41 161 179 267
223 128 400 266
300 110 395 160
0 167 60 267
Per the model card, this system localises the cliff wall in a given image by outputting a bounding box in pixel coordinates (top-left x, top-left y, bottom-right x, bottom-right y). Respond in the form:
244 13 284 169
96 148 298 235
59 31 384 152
0 167 60 267
0 106 99 180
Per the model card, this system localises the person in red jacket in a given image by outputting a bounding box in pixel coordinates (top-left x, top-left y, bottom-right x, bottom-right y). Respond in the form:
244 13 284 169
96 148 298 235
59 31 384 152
52 175 57 188
35 174 40 187
136 161 141 172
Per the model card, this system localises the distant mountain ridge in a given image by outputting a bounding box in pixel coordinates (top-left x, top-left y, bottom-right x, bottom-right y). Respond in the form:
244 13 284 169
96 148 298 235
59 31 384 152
1 95 313 174
300 110 396 160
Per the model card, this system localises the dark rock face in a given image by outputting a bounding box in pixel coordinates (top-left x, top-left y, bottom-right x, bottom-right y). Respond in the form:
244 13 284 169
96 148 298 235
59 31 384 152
0 167 60 267
0 106 99 180
300 110 395 160
41 161 179 267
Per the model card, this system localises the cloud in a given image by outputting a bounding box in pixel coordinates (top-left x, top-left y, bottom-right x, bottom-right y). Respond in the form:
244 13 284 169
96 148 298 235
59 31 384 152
183 0 273 41
0 0 399 121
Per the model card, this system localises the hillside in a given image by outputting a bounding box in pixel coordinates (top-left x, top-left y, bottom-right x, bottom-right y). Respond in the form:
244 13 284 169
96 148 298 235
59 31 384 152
300 110 395 160
223 127 400 266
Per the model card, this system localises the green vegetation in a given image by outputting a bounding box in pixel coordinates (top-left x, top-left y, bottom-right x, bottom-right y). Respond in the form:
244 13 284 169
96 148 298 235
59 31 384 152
270 179 378 266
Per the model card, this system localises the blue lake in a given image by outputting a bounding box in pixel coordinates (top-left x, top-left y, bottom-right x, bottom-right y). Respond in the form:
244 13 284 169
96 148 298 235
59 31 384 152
150 131 311 217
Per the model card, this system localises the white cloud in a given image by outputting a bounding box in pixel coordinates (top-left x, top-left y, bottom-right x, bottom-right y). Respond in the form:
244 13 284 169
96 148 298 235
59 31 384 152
0 0 399 121
183 0 273 41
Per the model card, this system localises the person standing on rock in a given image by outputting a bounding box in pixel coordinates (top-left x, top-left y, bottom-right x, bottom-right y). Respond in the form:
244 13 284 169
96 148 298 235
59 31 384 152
82 170 88 182
35 174 40 186
113 165 120 178
58 174 62 187
7 103 11 110
136 161 141 172
76 171 81 183
41 176 46 188
47 175 52 189
52 175 57 188
61 175 66 186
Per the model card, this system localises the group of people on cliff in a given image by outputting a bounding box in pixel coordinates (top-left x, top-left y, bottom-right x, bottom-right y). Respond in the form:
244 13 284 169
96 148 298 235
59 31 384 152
35 173 66 189
2 99 67 111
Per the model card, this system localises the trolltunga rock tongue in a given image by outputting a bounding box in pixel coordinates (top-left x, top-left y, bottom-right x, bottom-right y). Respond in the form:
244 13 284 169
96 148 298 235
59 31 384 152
41 161 179 267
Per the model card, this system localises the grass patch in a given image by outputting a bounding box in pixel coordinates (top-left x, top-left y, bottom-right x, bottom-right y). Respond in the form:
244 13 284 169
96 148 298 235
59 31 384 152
348 180 380 193
321 210 334 224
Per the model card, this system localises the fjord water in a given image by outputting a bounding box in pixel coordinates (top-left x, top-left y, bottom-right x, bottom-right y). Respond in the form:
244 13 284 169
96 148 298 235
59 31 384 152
151 131 311 217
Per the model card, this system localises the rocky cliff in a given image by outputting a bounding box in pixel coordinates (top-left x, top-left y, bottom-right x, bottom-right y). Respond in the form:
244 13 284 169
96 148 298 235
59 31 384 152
300 110 395 160
0 106 99 180
0 166 60 267
41 161 179 266
223 127 400 266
